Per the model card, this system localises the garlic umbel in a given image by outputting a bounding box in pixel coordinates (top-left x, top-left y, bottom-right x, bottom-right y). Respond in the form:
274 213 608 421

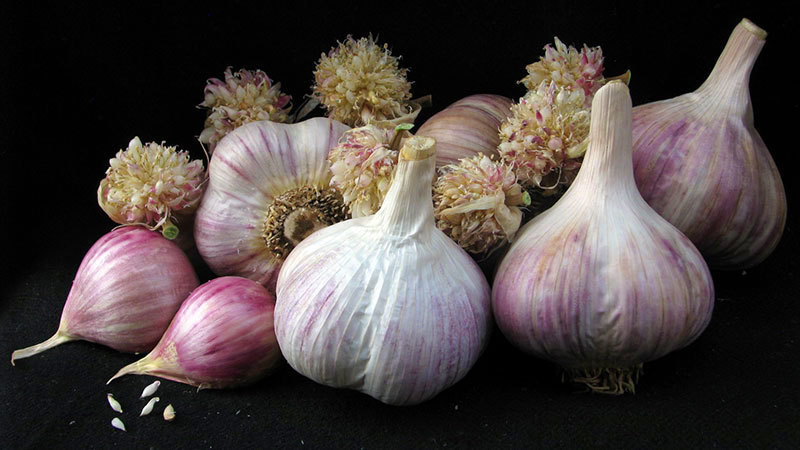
520 37 605 102
492 81 714 394
274 136 492 406
97 137 205 240
312 35 416 127
108 277 280 389
11 227 199 364
498 81 590 190
416 94 513 168
199 67 292 152
194 117 350 293
328 124 400 217
631 18 786 269
433 154 530 255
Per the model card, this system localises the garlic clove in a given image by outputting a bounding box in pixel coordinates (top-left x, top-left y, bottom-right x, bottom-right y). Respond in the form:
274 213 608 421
106 394 123 413
111 417 126 432
140 397 160 416
140 380 160 398
631 18 785 269
492 81 715 394
194 118 350 293
11 227 199 365
275 136 492 405
107 276 280 389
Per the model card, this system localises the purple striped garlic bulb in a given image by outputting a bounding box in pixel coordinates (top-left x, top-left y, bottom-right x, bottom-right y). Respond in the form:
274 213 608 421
492 81 714 394
108 276 280 389
11 227 199 364
194 118 350 293
632 18 786 269
275 136 492 405
417 94 513 168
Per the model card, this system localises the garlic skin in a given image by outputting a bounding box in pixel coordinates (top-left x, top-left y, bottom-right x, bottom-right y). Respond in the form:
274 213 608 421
11 227 199 364
275 136 492 406
632 19 786 269
417 94 513 168
108 277 280 389
194 118 350 293
492 82 714 394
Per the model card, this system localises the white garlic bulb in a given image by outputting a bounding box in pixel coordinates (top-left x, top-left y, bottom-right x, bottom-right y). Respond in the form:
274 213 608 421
492 81 715 394
632 18 786 269
274 136 492 406
194 118 350 292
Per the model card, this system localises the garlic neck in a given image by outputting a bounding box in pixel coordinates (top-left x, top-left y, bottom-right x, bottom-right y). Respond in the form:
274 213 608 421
376 136 437 236
569 80 636 198
696 18 765 118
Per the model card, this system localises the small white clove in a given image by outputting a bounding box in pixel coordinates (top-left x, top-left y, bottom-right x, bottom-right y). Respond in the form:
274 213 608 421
163 404 176 421
140 380 160 398
111 417 126 431
106 393 122 413
140 397 160 416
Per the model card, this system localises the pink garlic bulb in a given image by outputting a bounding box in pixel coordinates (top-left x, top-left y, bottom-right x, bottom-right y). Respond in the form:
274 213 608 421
11 227 199 364
417 94 513 168
632 18 786 269
108 276 280 389
492 81 714 394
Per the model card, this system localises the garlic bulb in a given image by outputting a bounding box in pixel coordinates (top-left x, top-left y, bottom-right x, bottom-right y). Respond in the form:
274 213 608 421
194 117 350 293
199 67 292 152
632 18 786 269
416 94 513 168
274 136 492 405
492 81 714 394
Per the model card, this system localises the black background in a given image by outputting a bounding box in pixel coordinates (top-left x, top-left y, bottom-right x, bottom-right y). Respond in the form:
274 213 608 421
2 1 798 448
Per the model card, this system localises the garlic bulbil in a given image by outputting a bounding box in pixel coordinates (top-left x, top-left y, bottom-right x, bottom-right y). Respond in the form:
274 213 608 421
11 227 199 364
108 277 280 389
417 94 513 168
631 18 786 269
492 81 714 394
275 136 492 405
520 37 605 102
98 137 205 239
199 67 292 152
433 154 530 255
312 35 414 127
194 117 350 293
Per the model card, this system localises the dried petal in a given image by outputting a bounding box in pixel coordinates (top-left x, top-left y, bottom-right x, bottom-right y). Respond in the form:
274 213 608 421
140 380 160 398
140 397 160 416
106 393 122 413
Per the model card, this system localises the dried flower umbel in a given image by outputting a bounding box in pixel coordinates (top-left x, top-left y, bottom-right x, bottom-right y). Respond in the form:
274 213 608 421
520 37 605 102
312 35 414 127
434 154 530 255
98 137 205 239
499 81 590 189
199 67 292 152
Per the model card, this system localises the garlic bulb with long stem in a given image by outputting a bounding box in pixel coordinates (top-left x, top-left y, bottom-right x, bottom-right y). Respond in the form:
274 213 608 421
631 18 786 269
492 81 714 394
274 136 492 406
194 117 350 293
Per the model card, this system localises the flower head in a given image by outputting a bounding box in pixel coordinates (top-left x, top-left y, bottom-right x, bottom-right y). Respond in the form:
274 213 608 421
328 125 399 217
98 137 205 234
434 154 530 255
199 67 292 152
520 37 604 103
498 81 590 189
313 35 412 127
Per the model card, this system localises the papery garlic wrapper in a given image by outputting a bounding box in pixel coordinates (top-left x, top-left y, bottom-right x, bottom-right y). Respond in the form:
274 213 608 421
199 67 292 152
632 18 786 269
492 81 714 394
417 94 513 168
275 136 492 406
194 118 350 293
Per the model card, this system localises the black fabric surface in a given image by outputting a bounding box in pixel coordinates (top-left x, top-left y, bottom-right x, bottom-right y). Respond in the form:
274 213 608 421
2 2 798 448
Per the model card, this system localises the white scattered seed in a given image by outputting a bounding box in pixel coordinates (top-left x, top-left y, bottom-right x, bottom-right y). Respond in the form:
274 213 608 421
140 397 160 416
111 417 126 431
163 404 176 421
107 393 123 413
140 380 161 398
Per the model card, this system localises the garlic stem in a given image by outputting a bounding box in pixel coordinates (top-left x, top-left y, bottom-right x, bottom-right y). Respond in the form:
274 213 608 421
376 136 436 236
10 331 73 365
